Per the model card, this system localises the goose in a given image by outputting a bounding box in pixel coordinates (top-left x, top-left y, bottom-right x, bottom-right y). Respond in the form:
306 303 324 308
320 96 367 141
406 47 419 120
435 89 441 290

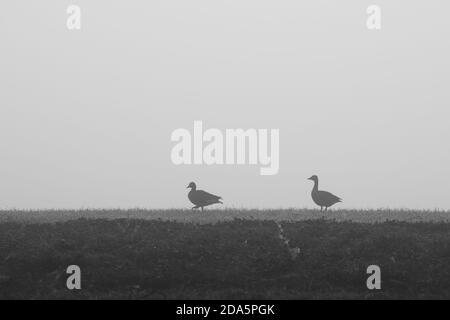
308 175 342 211
187 182 223 211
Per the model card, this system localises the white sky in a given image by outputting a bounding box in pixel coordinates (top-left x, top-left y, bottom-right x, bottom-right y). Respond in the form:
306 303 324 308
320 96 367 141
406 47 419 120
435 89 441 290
0 1 449 209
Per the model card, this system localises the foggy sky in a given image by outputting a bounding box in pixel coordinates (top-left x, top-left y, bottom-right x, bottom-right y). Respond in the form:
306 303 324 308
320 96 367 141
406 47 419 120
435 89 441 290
1 1 449 210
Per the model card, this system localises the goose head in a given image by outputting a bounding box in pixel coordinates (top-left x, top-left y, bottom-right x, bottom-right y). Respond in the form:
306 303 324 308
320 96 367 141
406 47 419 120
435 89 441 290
307 175 318 183
187 182 197 190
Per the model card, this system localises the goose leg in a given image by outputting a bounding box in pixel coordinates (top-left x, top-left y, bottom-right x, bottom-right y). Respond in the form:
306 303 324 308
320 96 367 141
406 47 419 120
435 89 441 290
201 206 204 212
325 207 328 212
320 206 323 211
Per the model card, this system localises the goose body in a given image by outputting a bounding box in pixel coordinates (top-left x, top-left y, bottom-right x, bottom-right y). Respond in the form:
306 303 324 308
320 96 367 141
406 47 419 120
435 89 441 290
308 175 342 211
187 182 222 211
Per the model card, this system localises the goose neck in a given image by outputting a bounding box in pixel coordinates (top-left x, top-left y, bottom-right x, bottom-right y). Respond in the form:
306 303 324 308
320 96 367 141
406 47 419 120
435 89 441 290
312 180 319 191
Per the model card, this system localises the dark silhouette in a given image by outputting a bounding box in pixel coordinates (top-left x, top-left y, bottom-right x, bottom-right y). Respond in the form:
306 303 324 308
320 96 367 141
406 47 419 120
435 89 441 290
187 182 223 211
308 175 342 211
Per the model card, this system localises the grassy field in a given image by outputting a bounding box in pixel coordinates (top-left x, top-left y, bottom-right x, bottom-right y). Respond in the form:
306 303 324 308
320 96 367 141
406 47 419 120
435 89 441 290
0 209 449 299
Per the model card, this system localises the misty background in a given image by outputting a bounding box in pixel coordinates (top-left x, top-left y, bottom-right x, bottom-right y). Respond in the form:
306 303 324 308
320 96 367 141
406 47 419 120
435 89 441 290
0 1 449 210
